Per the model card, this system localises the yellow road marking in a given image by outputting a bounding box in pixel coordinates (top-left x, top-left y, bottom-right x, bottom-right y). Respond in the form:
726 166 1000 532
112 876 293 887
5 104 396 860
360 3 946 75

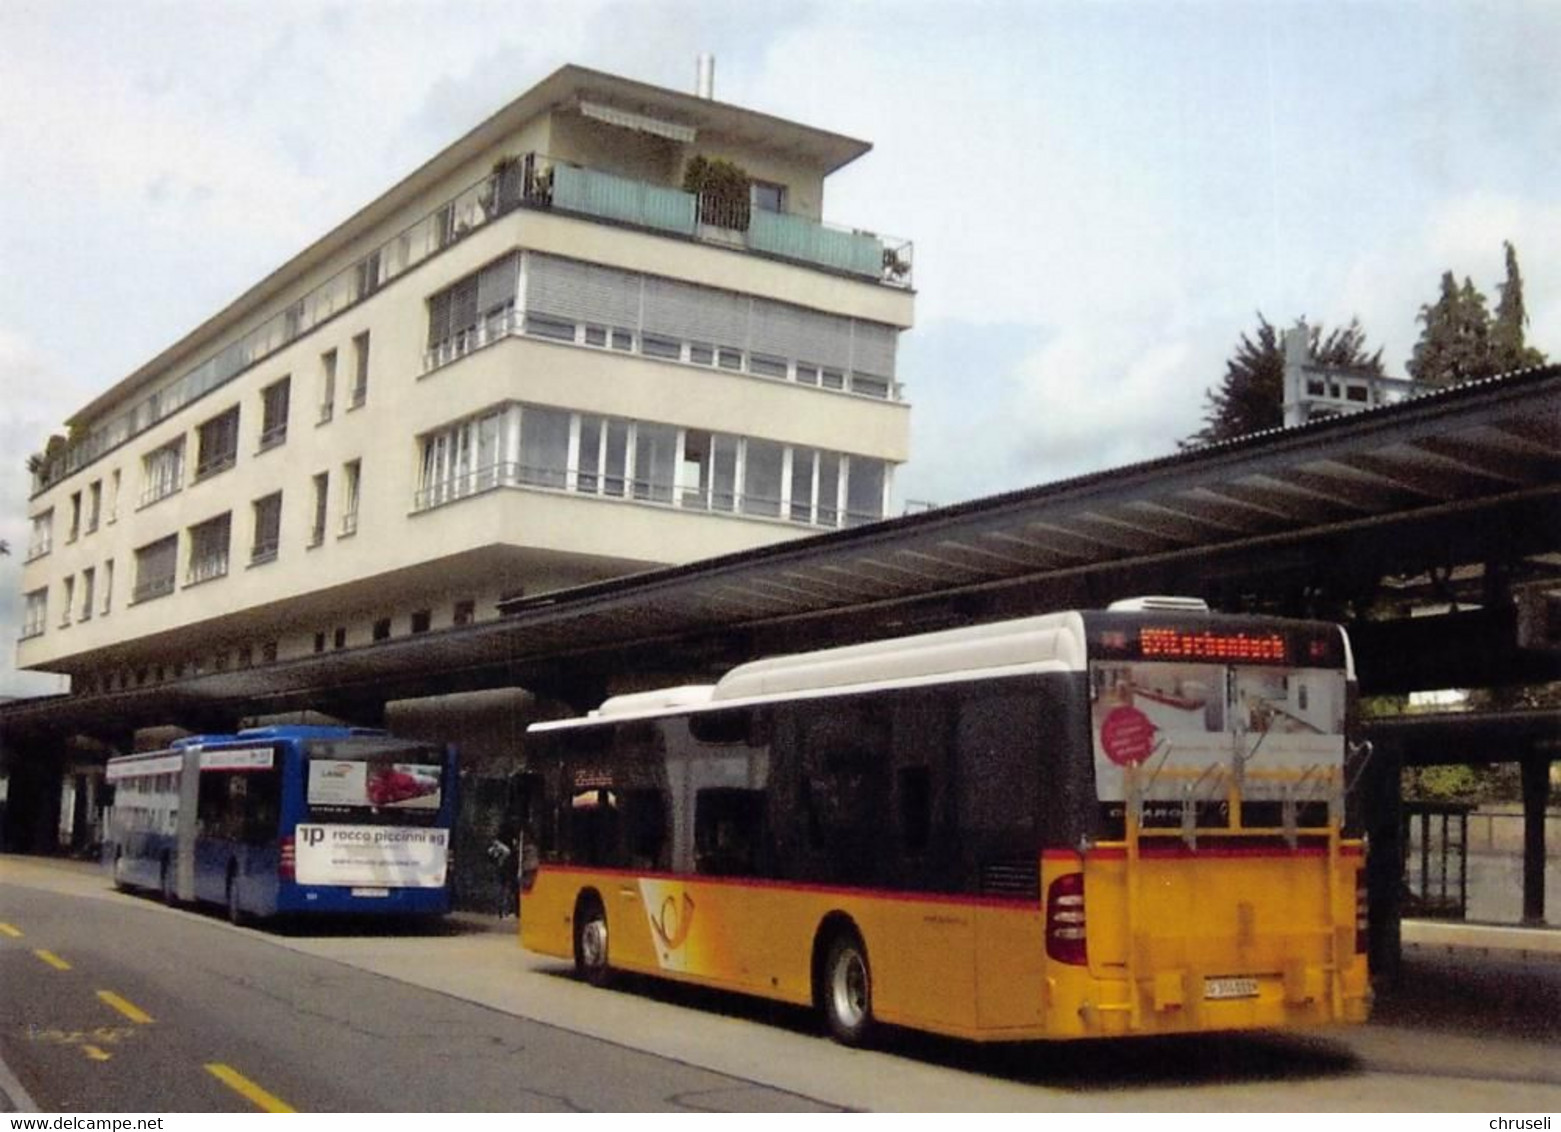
97 990 155 1025
82 1045 112 1062
205 1064 296 1114
34 949 71 971
0 922 22 938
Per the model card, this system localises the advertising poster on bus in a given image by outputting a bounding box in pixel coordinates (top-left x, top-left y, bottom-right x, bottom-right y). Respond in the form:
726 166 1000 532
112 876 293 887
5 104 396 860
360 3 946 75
1089 661 1346 804
307 760 442 810
294 824 450 888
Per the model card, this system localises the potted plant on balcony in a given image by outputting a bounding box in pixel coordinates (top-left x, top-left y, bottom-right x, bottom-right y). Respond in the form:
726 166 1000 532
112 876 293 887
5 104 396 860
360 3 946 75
683 155 751 233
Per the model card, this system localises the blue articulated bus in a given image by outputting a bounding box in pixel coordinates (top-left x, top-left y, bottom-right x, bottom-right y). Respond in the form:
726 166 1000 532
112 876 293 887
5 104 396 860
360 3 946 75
104 725 457 922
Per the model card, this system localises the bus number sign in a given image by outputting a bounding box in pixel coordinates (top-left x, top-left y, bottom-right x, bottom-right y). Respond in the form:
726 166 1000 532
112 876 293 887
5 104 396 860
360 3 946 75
1100 706 1158 766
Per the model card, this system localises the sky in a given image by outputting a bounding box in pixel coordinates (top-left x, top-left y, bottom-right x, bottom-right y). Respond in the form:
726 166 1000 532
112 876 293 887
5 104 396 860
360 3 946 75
2 0 1559 695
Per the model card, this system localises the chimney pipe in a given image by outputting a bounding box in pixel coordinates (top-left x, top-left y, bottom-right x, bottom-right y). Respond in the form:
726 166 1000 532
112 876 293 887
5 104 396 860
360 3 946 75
696 54 715 99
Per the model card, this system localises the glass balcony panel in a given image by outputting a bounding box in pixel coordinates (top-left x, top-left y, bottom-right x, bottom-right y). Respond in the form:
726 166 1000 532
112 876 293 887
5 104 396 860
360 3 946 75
747 209 884 278
552 165 696 237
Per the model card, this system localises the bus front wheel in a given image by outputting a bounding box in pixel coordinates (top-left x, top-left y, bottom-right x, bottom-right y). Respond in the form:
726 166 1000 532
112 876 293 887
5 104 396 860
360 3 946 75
821 931 875 1046
573 894 611 987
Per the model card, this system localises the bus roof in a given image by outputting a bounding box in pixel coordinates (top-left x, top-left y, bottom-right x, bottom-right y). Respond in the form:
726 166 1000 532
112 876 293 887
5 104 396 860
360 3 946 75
712 611 1089 702
531 606 1354 735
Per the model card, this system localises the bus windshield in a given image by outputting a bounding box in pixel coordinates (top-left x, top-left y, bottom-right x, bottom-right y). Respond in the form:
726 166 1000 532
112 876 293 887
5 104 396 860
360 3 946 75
303 738 446 826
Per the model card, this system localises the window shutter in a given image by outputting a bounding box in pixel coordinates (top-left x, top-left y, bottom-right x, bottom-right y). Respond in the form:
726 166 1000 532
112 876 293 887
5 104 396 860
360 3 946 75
850 322 897 377
526 254 639 326
642 277 747 345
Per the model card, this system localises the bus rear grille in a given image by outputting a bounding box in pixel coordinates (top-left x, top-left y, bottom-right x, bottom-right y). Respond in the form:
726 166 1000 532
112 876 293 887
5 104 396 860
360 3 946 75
979 859 1040 900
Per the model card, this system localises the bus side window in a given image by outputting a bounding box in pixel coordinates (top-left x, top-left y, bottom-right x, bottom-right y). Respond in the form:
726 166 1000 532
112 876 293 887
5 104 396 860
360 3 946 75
567 788 620 867
197 771 240 839
694 788 766 877
897 766 932 853
242 770 281 844
623 788 669 870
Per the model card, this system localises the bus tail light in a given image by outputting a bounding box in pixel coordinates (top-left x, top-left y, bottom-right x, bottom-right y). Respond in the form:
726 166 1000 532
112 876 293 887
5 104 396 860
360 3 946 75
1046 872 1088 965
280 836 296 881
1355 868 1368 954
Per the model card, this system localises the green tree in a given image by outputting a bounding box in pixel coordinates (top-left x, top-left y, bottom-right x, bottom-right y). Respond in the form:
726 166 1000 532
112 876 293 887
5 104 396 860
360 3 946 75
1407 272 1496 388
1408 243 1548 385
1491 240 1547 373
1184 315 1384 447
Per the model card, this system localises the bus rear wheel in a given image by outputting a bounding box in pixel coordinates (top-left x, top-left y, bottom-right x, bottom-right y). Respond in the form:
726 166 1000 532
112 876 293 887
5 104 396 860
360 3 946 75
573 894 611 987
821 931 875 1046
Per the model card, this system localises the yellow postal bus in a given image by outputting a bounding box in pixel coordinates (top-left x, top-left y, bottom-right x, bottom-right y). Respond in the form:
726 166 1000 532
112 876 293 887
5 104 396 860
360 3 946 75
520 598 1370 1043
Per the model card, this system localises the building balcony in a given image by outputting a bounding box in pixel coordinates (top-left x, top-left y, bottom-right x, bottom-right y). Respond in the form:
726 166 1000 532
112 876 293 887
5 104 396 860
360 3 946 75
31 152 911 496
527 155 913 287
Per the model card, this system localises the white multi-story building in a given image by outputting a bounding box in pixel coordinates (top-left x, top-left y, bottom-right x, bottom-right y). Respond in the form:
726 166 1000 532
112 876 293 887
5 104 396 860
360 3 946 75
17 65 914 701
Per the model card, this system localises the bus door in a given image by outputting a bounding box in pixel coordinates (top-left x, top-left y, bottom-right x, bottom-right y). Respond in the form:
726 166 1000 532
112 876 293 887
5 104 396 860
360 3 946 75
173 746 202 902
194 742 284 906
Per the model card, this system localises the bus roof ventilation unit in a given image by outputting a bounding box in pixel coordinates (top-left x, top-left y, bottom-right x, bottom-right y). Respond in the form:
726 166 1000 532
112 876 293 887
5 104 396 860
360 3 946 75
591 685 717 718
1106 596 1210 613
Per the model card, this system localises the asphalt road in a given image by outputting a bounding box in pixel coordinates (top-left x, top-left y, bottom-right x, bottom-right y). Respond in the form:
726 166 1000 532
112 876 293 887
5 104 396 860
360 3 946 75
3 856 1559 1112
0 881 837 1112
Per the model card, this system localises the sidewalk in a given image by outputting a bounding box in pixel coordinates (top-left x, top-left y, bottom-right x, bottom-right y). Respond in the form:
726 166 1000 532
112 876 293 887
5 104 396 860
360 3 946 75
1401 917 1561 960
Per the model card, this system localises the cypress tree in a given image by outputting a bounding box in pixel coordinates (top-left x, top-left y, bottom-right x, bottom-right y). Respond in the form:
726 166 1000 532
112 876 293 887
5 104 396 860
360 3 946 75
1491 240 1547 373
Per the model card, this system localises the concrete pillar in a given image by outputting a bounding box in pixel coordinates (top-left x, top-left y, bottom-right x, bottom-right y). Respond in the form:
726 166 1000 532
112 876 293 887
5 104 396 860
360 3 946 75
1361 739 1403 982
1520 756 1551 925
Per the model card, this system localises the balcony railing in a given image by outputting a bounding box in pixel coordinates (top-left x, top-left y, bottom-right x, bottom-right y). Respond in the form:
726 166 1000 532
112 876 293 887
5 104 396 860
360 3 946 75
34 151 910 494
186 552 230 586
194 451 237 482
534 155 913 288
257 423 288 451
138 474 183 510
131 575 176 604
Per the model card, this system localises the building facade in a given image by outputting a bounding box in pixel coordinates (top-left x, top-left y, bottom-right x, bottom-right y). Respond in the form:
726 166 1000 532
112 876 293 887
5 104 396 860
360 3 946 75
17 65 914 706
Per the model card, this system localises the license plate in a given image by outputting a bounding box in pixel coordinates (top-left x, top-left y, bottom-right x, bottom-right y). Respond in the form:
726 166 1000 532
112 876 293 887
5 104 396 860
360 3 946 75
351 887 390 898
1205 976 1259 1000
